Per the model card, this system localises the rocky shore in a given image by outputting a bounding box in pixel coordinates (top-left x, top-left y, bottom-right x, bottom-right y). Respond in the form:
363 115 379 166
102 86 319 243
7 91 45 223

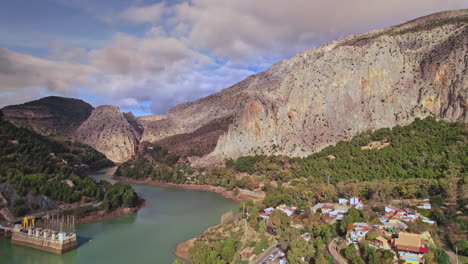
74 199 146 225
174 237 196 260
113 176 265 203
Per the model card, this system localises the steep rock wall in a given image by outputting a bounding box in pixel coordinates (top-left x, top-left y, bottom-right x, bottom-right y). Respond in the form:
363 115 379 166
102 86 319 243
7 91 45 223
74 106 140 163
142 10 467 166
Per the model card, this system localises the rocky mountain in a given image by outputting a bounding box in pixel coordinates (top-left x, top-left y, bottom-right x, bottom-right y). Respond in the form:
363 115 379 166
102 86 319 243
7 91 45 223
73 106 140 163
0 117 138 218
1 96 93 135
2 10 466 167
140 9 467 166
2 98 141 163
136 115 166 130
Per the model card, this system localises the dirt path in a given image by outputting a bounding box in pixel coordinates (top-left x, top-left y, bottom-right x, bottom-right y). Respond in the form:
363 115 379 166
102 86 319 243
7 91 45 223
440 233 460 264
328 238 348 264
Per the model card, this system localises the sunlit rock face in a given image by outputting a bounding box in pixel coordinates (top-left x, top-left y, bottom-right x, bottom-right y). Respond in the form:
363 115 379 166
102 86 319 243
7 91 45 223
140 10 467 166
3 11 466 166
74 105 140 163
2 97 141 163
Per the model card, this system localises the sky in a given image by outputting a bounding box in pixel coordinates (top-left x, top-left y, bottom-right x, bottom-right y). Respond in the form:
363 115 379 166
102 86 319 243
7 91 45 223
0 0 466 116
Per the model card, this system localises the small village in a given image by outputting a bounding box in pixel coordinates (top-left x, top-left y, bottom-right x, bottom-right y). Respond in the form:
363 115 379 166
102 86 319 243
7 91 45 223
255 197 441 264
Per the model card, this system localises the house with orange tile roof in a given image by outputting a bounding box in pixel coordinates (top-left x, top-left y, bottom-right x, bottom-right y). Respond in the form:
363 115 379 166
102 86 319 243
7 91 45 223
392 232 424 253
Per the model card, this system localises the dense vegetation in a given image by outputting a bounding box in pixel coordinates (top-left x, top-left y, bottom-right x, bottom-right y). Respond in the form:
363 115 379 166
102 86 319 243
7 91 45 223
189 238 239 264
236 118 467 256
0 117 138 217
116 143 257 190
115 142 184 182
225 117 466 205
184 212 273 264
182 117 467 263
0 118 112 175
291 117 466 183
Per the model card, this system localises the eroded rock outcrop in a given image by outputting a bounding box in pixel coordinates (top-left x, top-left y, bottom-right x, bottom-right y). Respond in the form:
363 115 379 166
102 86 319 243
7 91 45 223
141 9 467 166
136 115 166 130
74 106 140 163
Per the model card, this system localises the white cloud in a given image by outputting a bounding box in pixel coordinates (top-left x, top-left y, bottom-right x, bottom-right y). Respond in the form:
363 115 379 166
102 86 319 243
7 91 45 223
1 0 466 114
86 31 253 113
100 64 253 113
88 32 213 75
121 2 166 24
47 41 88 64
0 47 96 93
145 26 167 37
172 0 467 65
120 97 140 108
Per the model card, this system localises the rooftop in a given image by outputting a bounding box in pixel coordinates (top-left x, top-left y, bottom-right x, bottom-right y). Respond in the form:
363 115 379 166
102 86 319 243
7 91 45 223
394 232 421 248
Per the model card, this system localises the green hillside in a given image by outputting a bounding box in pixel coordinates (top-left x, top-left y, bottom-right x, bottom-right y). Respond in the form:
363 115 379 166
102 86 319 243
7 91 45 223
0 116 138 217
227 117 467 204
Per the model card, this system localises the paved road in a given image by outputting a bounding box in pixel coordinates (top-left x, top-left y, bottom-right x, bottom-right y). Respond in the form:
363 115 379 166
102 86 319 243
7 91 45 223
252 244 280 264
328 238 348 264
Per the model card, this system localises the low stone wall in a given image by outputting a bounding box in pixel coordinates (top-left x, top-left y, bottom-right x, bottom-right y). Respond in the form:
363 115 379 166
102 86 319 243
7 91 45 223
11 232 77 254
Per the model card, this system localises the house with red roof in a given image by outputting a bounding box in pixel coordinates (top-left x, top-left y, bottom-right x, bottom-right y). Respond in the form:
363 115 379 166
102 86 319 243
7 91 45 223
347 222 372 243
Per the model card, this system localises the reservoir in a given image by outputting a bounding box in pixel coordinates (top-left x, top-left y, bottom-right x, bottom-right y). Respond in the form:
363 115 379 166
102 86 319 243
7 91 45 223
0 168 238 264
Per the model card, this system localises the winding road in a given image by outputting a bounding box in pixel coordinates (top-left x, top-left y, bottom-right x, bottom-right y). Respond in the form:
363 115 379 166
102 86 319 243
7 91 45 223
252 244 281 264
328 238 348 264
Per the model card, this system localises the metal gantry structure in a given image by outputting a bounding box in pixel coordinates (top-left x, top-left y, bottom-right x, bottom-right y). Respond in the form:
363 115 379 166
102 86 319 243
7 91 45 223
42 214 75 234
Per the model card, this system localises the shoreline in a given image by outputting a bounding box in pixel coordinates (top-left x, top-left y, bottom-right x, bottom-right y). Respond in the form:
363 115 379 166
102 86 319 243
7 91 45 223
173 224 215 261
111 175 265 261
174 237 196 261
113 176 265 261
113 176 265 203
74 198 146 225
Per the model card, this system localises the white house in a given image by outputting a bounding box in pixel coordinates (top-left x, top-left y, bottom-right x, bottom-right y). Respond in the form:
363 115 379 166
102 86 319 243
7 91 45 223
329 205 349 221
311 203 335 214
260 207 275 219
349 197 362 205
417 203 431 210
348 222 372 242
385 205 399 213
277 206 297 217
339 198 348 204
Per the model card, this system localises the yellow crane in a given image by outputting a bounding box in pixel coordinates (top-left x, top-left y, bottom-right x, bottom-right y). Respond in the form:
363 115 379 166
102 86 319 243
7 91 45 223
22 216 35 230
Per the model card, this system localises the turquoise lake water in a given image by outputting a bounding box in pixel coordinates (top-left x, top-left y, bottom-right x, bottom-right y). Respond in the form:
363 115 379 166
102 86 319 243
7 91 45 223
0 168 238 264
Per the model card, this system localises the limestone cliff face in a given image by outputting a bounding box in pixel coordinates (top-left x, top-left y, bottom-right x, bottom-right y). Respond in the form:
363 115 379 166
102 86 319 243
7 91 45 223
74 106 140 163
141 9 468 166
136 115 166 130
